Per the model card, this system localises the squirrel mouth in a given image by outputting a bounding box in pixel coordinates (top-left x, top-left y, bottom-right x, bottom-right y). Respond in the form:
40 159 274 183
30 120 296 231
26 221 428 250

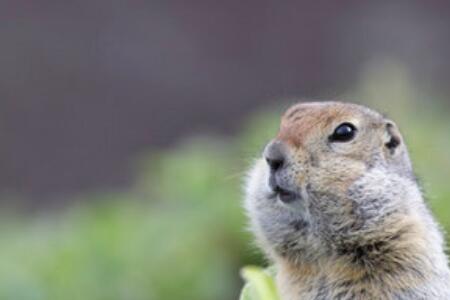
273 185 298 203
268 174 299 203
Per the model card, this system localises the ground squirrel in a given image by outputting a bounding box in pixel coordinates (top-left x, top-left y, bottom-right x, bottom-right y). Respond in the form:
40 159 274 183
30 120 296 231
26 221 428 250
244 101 450 299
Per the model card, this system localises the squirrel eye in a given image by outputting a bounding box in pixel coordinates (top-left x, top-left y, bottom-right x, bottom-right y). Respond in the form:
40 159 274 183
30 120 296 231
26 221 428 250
329 122 357 142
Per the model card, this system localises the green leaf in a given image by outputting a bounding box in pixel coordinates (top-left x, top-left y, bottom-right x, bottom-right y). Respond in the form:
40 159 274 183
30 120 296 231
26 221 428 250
239 266 280 300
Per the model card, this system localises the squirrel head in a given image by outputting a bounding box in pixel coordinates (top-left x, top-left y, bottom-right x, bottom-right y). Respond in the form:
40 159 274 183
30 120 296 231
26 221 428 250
245 101 423 265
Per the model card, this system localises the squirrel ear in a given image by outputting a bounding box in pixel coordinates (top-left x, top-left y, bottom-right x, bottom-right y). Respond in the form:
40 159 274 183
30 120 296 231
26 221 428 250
383 120 402 154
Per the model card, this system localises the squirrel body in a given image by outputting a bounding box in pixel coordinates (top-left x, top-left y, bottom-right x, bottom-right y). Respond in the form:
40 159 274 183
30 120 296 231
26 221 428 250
244 102 450 299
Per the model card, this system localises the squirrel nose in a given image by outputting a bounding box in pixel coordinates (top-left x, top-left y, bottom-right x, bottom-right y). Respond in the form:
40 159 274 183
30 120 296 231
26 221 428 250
264 140 286 172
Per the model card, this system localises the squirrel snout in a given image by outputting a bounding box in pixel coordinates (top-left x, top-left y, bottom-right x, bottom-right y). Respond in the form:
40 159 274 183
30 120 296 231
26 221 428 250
264 140 287 173
264 140 300 203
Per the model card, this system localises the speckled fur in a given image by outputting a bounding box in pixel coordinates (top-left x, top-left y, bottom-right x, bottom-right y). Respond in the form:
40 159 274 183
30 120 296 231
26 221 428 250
244 102 450 299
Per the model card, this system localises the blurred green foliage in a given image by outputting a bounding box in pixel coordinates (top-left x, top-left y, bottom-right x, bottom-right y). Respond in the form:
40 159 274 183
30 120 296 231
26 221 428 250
0 126 277 300
0 63 449 300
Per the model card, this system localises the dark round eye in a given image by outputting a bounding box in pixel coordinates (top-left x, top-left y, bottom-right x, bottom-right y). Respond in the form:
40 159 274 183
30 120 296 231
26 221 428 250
329 122 357 142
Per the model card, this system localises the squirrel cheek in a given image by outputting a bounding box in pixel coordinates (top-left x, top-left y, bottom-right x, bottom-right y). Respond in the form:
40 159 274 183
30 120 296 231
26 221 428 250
308 160 367 194
295 173 308 191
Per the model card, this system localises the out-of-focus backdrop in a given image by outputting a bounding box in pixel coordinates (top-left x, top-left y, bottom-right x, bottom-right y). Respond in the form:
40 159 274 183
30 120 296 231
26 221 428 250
0 1 449 299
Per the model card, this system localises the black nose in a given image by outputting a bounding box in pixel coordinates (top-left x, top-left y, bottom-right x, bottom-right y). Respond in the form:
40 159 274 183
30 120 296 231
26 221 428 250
264 140 286 172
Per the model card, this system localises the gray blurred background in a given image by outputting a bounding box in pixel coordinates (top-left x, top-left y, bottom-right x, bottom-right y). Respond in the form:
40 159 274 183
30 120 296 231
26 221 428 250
1 0 450 204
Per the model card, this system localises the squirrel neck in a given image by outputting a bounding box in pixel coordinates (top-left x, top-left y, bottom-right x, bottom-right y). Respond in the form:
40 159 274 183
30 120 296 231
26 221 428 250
276 209 447 296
